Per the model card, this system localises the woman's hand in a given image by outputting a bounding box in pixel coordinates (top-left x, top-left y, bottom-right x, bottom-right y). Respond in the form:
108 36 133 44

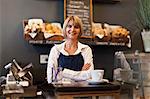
82 63 91 71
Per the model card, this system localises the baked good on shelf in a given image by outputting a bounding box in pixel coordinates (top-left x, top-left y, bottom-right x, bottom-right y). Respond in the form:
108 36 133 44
92 22 130 43
45 23 62 34
111 27 130 43
111 27 129 38
45 23 53 34
44 23 63 41
51 23 62 34
24 19 45 34
23 19 64 41
92 23 111 42
23 19 45 40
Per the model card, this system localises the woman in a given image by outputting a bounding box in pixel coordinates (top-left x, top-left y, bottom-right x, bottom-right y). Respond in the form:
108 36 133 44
47 16 94 83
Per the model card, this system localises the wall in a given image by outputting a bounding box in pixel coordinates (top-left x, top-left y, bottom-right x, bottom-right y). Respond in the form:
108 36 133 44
0 0 142 84
0 0 64 83
0 0 2 71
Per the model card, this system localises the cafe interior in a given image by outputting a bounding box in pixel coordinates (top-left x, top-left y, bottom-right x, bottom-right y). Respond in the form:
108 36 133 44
0 0 150 99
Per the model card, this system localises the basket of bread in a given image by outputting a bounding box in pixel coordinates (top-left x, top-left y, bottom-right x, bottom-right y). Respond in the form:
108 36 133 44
44 23 64 41
92 23 130 44
23 19 64 41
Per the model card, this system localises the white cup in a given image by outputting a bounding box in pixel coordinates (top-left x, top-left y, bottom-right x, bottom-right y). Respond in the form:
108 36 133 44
91 70 104 81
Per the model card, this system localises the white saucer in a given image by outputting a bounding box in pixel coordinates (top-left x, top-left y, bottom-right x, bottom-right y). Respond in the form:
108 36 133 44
87 79 109 85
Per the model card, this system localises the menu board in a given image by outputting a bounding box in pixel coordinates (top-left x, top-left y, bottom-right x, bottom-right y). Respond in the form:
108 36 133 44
64 0 93 38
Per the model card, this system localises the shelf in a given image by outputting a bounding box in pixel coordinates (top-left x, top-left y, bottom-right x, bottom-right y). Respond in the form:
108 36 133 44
28 40 63 45
24 33 130 47
93 0 121 4
27 39 129 47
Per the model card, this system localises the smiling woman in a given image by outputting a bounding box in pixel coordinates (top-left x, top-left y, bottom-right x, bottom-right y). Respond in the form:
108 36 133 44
64 0 93 38
47 16 94 83
63 16 83 40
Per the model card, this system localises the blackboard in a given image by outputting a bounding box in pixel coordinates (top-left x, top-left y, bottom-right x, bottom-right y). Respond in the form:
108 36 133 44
64 0 93 38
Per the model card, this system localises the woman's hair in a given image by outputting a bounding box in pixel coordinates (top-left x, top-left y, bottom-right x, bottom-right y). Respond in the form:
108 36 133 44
62 16 83 38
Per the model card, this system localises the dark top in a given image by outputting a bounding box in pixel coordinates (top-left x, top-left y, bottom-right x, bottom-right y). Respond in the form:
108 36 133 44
58 53 84 71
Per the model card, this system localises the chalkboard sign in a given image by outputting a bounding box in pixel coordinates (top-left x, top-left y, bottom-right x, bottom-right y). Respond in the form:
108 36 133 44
64 0 93 38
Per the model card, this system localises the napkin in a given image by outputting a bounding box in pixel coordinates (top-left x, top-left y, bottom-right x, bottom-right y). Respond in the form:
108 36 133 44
62 68 91 81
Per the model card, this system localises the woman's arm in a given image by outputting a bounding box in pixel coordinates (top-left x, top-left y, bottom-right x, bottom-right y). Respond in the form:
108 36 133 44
62 68 91 81
82 63 91 71
82 46 94 71
47 45 59 83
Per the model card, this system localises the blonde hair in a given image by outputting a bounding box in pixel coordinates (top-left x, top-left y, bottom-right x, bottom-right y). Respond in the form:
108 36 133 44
63 16 83 38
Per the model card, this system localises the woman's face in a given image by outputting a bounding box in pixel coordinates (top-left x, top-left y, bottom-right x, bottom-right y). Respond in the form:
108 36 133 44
65 20 80 40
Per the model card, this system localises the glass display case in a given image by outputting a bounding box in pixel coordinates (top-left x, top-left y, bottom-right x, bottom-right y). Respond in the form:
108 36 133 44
114 51 150 98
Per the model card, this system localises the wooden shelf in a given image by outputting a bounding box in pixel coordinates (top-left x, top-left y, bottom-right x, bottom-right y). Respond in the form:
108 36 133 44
28 40 63 45
27 39 129 47
24 32 130 47
93 0 121 4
